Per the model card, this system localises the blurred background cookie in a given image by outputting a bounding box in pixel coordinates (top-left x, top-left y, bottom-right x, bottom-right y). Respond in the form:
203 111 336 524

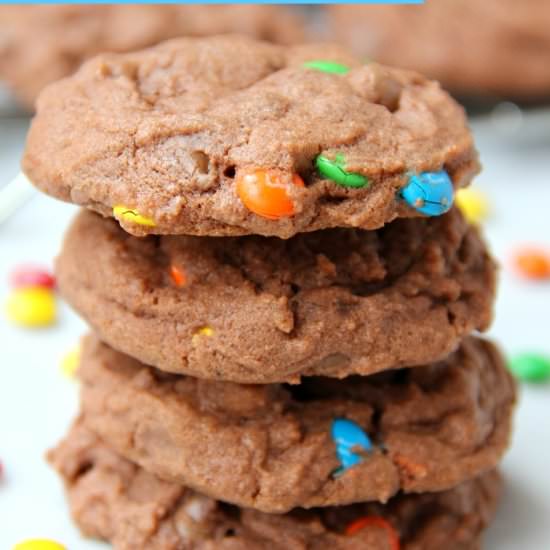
0 4 304 109
327 0 550 100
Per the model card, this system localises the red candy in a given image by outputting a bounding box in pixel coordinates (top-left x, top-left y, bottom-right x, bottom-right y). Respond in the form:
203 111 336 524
10 266 56 289
345 516 400 549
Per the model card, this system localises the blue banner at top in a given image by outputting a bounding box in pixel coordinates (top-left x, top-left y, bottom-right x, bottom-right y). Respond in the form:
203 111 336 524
2 1 425 4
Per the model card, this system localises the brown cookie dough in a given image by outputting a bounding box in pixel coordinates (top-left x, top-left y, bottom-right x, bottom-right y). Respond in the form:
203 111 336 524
23 35 479 238
0 5 303 108
327 1 550 99
75 334 514 513
49 422 502 550
57 208 495 384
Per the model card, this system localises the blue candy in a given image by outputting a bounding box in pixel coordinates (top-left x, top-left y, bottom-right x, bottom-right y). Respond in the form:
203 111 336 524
400 170 454 216
331 418 372 476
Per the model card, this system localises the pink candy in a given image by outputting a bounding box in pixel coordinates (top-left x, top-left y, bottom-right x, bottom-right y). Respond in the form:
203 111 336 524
10 266 56 290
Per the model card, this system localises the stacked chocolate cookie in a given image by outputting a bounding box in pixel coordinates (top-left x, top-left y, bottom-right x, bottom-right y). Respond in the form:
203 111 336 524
22 36 515 549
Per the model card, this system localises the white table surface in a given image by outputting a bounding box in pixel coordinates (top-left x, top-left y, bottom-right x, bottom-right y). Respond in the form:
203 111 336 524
1 101 549 549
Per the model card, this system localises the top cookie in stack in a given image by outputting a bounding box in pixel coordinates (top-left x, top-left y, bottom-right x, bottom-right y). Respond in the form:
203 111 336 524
23 35 478 239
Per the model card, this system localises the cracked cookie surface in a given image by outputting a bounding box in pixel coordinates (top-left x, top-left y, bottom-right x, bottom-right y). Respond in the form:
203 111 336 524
57 208 495 383
23 35 478 238
75 334 514 512
50 422 502 550
0 5 303 108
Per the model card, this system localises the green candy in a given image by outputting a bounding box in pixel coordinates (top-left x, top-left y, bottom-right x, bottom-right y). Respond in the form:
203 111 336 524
508 353 550 383
303 60 350 75
316 154 369 189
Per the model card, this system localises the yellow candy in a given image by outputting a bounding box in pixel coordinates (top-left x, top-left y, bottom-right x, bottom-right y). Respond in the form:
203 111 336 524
192 326 214 345
60 346 80 379
13 540 66 550
5 287 56 327
113 205 156 227
455 188 490 224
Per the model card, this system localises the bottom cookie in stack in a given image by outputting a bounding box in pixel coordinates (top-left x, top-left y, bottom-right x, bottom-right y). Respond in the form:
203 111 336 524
50 422 502 550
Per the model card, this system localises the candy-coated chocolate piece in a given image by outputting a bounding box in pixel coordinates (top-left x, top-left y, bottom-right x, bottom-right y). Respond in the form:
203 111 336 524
508 353 550 383
455 188 490 224
236 169 304 220
5 287 56 327
113 205 156 227
192 326 214 346
13 540 66 550
10 266 55 289
303 60 350 74
316 154 369 189
400 170 454 216
60 346 80 379
345 516 400 549
331 418 372 475
513 249 550 280
170 265 187 287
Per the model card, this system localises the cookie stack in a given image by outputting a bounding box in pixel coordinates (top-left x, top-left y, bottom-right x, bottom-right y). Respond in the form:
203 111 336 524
22 36 515 549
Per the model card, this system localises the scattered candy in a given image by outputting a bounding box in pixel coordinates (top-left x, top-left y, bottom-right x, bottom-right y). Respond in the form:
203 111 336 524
5 287 56 328
303 60 350 74
113 205 156 227
455 187 490 224
10 266 55 290
170 265 187 287
345 516 400 549
60 346 80 379
508 353 550 383
236 169 304 220
13 540 66 550
400 170 453 216
513 249 550 280
331 418 372 475
316 154 369 189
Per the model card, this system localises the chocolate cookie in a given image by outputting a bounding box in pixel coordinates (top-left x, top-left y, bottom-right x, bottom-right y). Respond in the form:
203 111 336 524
0 5 303 108
57 208 495 384
50 422 502 550
75 334 514 513
23 35 479 238
327 1 550 99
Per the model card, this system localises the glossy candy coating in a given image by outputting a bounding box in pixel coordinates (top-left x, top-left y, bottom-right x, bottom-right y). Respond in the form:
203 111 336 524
113 205 156 227
331 418 372 475
508 353 550 383
345 516 400 549
316 154 369 188
10 266 55 289
170 265 187 287
236 169 304 220
5 287 56 327
303 60 350 74
400 170 454 216
513 249 550 280
13 541 66 550
455 188 489 224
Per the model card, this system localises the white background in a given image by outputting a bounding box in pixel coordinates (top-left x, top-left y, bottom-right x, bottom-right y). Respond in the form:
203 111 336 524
1 97 549 549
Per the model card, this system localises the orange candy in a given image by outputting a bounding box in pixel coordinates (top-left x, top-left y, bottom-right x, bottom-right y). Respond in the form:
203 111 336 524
170 265 187 287
514 249 550 280
345 516 400 550
236 168 304 220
